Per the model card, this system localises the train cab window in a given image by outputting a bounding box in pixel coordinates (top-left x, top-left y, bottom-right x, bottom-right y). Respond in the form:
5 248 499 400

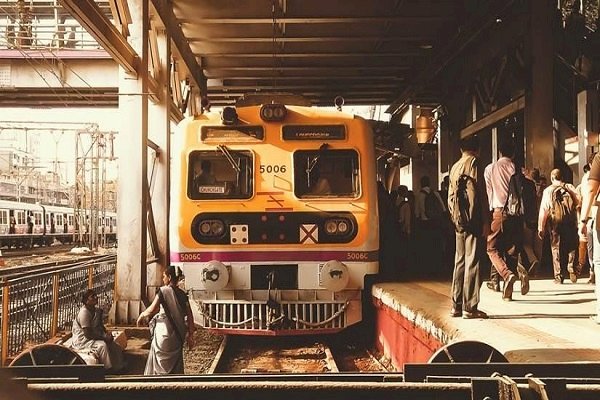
34 212 42 225
188 150 253 200
294 149 359 198
56 214 63 226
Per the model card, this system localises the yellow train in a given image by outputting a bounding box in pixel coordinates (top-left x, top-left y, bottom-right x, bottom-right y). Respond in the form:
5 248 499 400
170 97 379 335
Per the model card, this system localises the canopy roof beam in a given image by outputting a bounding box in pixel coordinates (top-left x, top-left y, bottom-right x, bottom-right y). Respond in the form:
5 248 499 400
58 0 138 74
150 0 207 95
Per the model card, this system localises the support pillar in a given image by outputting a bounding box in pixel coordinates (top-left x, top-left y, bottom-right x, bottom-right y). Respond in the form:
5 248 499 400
524 0 554 176
110 0 149 324
147 25 171 296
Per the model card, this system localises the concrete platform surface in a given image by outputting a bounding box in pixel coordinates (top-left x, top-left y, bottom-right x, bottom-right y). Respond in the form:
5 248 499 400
372 279 600 363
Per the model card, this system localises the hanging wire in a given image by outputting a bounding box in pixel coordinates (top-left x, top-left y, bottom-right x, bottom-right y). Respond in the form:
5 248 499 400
271 0 277 91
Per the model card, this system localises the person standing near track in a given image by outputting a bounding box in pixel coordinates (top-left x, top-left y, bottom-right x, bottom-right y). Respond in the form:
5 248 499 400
447 135 489 319
137 265 195 375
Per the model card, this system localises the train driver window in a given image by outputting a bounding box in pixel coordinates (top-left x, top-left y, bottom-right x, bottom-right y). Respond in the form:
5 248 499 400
188 150 253 200
294 149 359 198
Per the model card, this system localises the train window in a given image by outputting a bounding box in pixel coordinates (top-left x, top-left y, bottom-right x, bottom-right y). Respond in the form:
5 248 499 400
294 149 359 198
188 150 253 200
34 213 42 225
0 210 7 225
16 210 25 225
56 214 63 225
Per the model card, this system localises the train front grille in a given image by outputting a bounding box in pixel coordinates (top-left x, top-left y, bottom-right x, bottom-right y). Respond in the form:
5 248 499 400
198 301 348 331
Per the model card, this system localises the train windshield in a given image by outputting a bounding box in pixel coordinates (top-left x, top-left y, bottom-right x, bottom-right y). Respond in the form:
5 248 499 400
293 149 359 198
188 150 253 200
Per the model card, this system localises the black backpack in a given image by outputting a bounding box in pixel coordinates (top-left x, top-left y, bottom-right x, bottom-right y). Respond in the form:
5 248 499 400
422 189 443 220
504 171 538 226
448 156 479 233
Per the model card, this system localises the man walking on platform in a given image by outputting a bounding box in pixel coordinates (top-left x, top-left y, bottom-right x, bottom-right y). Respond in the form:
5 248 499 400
447 136 489 318
539 169 579 283
485 140 528 301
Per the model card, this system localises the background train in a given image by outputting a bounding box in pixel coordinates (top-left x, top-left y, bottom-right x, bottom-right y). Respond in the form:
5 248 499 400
170 96 379 335
0 199 117 249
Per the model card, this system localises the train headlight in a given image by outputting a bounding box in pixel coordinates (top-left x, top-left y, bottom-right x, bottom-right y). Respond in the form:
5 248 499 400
337 220 349 234
260 104 287 122
200 222 211 234
222 106 238 125
198 219 225 237
211 221 224 236
324 218 352 236
201 260 229 291
325 220 338 234
320 260 349 292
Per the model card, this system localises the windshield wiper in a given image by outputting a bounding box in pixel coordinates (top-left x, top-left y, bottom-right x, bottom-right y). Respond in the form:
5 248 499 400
217 144 240 173
306 143 330 174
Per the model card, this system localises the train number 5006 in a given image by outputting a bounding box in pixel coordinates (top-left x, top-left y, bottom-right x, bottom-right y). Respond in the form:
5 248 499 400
260 164 287 174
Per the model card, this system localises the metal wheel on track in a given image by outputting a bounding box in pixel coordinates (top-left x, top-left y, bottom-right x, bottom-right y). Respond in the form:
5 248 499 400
428 340 508 363
9 344 86 366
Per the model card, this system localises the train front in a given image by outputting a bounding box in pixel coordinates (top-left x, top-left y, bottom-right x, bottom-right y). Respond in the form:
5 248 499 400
170 102 379 335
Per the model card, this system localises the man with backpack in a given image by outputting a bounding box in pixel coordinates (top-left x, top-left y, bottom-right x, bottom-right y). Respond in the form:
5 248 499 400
447 135 489 319
538 168 579 284
505 166 540 280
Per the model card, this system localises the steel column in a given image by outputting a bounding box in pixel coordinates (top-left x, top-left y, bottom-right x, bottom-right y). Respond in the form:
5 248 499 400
524 0 554 176
146 24 171 294
111 0 149 324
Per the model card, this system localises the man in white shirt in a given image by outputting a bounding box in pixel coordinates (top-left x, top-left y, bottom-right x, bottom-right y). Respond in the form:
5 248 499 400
484 140 522 301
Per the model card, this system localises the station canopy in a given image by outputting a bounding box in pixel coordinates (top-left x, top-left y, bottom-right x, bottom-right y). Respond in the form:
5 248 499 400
171 0 493 110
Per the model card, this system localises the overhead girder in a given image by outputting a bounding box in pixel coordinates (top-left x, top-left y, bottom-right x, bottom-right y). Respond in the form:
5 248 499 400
150 0 207 95
188 35 437 43
58 0 138 75
179 16 454 24
386 0 518 115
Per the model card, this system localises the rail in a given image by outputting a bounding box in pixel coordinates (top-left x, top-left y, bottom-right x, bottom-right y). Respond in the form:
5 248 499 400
0 255 116 366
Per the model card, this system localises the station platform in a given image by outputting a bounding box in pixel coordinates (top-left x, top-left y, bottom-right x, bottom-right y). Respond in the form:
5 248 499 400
372 278 600 370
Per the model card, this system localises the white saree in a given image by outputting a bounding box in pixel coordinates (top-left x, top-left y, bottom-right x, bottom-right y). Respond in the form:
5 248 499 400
143 286 187 375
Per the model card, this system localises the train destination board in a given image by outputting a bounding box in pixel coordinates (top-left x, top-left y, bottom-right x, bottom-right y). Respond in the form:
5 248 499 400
282 125 346 140
201 125 265 142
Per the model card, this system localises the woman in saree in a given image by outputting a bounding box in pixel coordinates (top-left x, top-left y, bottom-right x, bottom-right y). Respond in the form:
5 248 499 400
137 265 195 374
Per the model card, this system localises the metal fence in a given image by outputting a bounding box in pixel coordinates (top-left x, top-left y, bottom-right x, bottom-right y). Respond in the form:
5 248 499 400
0 256 116 365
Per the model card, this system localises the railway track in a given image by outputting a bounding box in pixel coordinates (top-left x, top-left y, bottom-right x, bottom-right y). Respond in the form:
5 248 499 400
208 333 388 374
0 253 117 278
3 243 82 258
